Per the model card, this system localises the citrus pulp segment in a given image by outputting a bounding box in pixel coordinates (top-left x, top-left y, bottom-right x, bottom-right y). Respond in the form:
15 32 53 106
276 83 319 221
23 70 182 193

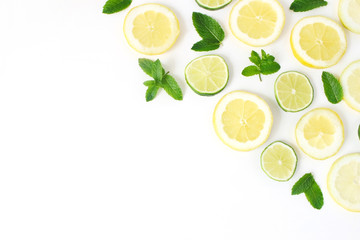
340 60 360 112
196 0 232 10
185 55 229 96
295 108 344 160
229 0 285 47
274 71 314 112
338 0 360 34
261 141 297 181
123 4 180 55
290 16 347 68
328 153 360 212
213 91 273 151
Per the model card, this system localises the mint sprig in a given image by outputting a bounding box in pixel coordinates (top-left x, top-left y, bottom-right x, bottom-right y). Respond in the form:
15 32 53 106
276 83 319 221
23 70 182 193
292 173 324 210
242 50 280 81
191 12 225 52
290 0 328 12
103 0 132 14
322 71 343 104
358 124 360 141
139 59 183 102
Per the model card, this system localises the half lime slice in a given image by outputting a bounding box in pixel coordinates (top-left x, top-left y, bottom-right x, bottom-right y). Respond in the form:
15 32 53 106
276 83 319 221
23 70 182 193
195 0 232 10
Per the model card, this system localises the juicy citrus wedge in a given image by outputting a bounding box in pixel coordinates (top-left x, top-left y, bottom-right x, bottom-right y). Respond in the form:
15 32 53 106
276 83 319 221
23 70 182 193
340 60 360 112
328 153 360 212
229 0 285 46
261 141 297 182
185 55 229 96
213 91 273 151
339 0 360 34
196 0 232 10
295 108 344 160
274 71 314 112
123 4 180 55
290 16 347 68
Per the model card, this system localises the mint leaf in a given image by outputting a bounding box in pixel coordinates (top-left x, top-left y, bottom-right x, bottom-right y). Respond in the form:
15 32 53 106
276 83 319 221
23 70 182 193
139 59 155 77
146 85 160 102
152 59 164 83
291 173 315 195
322 71 343 104
358 124 360 141
242 50 280 81
143 80 155 87
242 66 260 76
290 0 327 12
249 51 261 66
192 12 224 52
103 0 132 14
161 75 183 100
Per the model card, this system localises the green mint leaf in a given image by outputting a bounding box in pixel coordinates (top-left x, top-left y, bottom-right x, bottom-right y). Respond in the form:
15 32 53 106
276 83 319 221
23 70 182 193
192 12 224 51
249 51 261 66
139 58 155 77
242 66 261 76
290 0 328 12
152 59 165 83
192 39 220 52
291 173 315 195
305 182 324 210
103 0 132 14
145 85 160 102
261 61 281 75
322 71 343 104
143 80 155 87
358 124 360 141
161 74 183 100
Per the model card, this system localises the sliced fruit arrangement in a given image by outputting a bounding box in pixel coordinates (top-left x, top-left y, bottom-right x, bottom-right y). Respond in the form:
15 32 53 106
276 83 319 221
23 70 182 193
328 153 360 212
338 0 360 34
229 0 285 47
295 108 344 160
123 3 180 55
274 71 314 112
195 0 232 10
213 91 273 151
290 16 347 68
185 55 229 96
340 60 360 112
261 141 297 182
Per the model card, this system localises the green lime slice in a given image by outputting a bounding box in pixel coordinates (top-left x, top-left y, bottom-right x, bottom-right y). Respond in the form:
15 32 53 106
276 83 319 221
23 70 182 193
185 55 229 96
195 0 232 10
261 141 298 182
274 71 314 112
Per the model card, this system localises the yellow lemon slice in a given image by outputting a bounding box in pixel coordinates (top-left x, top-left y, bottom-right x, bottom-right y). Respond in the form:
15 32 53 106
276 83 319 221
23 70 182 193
290 16 347 68
124 4 180 55
295 108 344 160
229 0 285 47
328 153 360 212
213 91 273 151
339 0 360 34
340 60 360 112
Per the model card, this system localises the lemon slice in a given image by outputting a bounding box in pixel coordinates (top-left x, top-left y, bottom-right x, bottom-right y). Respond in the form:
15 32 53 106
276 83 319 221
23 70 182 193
328 153 360 212
229 0 285 47
290 16 347 68
213 91 273 151
339 0 360 34
123 4 180 55
340 60 360 112
185 55 229 96
261 141 297 182
295 108 344 160
274 71 314 112
196 0 232 10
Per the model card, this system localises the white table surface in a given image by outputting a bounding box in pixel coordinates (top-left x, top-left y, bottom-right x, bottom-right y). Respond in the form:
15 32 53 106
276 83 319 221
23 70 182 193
1 0 360 239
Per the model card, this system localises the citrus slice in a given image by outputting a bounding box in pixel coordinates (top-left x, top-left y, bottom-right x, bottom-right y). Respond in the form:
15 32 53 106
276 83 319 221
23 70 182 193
213 91 273 151
290 16 347 68
196 0 232 10
340 60 360 112
295 108 344 160
185 55 229 96
123 4 180 55
328 153 360 212
339 0 360 34
229 0 285 47
274 71 314 112
261 141 297 181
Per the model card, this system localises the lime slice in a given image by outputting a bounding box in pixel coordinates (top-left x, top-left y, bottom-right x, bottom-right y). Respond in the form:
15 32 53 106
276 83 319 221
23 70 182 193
274 71 314 112
261 141 297 181
195 0 232 10
185 55 229 96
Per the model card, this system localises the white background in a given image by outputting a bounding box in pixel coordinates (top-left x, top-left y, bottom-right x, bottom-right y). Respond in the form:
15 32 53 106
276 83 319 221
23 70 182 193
1 0 360 239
